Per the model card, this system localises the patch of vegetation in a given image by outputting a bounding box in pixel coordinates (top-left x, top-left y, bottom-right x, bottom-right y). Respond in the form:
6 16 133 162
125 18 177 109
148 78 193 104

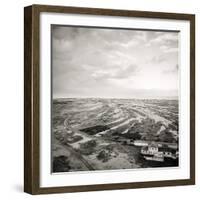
96 145 116 162
79 140 97 155
122 118 162 141
80 125 109 135
53 156 71 172
123 131 142 140
159 129 176 143
143 134 158 141
64 135 83 144
54 130 65 142
52 116 65 127
168 123 177 131
168 121 178 131
97 150 110 162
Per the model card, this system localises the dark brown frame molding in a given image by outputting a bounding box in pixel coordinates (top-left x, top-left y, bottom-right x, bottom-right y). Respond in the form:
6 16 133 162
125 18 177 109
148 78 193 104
24 4 195 194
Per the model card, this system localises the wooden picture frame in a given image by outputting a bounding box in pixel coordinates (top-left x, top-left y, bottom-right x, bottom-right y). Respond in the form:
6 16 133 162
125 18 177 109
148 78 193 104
24 4 195 194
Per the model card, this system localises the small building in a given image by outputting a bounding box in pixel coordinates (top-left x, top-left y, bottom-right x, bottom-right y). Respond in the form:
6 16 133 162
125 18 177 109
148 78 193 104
141 142 159 155
148 142 159 154
141 142 178 162
144 153 164 162
133 140 149 147
159 145 176 158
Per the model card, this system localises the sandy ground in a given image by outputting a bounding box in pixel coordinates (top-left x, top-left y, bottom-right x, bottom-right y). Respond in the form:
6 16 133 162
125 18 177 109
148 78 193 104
52 98 178 172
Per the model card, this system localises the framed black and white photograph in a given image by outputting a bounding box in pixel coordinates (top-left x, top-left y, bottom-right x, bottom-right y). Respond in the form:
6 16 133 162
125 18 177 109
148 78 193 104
24 4 195 194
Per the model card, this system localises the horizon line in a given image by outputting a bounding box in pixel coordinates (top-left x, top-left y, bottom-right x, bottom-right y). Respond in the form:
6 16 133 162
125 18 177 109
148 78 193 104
53 96 179 100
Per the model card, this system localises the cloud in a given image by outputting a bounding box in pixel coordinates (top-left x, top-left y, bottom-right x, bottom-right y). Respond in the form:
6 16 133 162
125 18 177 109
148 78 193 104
150 55 166 63
92 64 139 80
113 64 139 79
52 26 178 99
145 32 178 53
160 45 178 53
162 64 178 74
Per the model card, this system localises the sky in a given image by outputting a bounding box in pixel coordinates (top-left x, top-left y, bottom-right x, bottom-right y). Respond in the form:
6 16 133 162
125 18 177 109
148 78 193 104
52 25 179 99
